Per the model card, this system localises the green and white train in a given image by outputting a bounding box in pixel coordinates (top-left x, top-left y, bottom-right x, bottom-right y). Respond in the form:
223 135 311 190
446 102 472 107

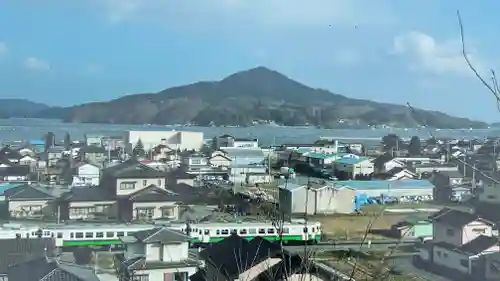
0 220 322 248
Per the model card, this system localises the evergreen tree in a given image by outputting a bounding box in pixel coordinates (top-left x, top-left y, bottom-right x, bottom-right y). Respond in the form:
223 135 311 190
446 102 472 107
133 138 145 157
408 136 422 156
44 132 55 152
64 132 71 150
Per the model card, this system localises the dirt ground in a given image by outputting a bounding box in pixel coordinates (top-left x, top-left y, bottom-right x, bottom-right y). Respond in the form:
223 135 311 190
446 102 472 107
315 213 409 239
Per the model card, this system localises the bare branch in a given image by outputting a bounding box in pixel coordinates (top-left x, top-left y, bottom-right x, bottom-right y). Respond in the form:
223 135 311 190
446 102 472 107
457 10 500 113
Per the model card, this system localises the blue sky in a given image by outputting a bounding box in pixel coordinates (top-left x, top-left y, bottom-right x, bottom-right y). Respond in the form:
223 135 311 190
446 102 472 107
0 0 498 121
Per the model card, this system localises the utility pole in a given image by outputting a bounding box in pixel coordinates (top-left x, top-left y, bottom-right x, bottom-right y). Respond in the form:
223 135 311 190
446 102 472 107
463 156 467 177
304 178 311 261
472 163 476 189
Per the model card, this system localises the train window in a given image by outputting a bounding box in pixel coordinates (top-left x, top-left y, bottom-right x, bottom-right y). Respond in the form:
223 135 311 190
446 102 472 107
216 230 220 235
31 232 35 236
117 232 124 237
303 227 308 233
231 229 237 234
44 231 50 236
204 230 210 235
57 232 63 238
267 229 275 234
199 230 202 235
106 232 114 238
70 233 74 238
248 228 256 234
221 229 229 235
258 229 266 234
123 232 128 236
283 228 289 234
239 229 247 235
75 232 84 238
96 232 104 238
85 232 93 238
16 233 21 239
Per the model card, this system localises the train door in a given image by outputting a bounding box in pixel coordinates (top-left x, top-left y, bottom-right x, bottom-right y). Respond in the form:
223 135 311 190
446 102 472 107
201 229 211 243
302 226 309 242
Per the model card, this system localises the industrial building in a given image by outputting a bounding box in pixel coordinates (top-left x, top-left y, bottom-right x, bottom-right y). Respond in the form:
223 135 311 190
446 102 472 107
278 182 356 215
335 179 435 200
125 130 204 151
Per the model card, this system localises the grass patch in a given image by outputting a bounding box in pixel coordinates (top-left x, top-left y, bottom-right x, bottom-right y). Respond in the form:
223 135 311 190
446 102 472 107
315 213 408 239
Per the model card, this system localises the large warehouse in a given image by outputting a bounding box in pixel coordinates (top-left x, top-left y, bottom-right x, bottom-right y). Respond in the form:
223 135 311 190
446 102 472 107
125 130 204 151
334 179 435 199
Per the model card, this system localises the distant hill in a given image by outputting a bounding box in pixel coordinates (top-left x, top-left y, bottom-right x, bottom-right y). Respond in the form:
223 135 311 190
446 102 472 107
0 99 50 119
34 67 486 128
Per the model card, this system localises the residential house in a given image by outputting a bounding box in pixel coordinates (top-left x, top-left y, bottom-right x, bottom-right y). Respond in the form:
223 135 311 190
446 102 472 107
84 133 105 147
73 162 100 186
58 187 117 221
0 238 55 281
18 155 37 169
0 147 22 165
278 182 356 215
151 144 174 161
224 148 265 184
17 146 37 157
333 156 373 179
433 170 465 186
214 134 259 149
208 151 232 168
197 234 312 281
116 227 199 281
183 154 209 171
4 184 55 219
8 256 100 281
80 146 107 164
431 208 494 246
46 146 65 167
101 160 180 221
371 154 404 173
433 235 500 275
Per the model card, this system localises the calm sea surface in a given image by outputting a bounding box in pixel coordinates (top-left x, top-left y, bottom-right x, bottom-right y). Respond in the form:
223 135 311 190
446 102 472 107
0 119 499 146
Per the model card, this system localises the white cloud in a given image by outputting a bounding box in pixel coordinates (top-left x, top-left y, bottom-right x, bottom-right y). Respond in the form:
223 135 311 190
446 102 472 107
0 42 8 57
83 63 104 74
24 57 51 72
391 31 483 77
101 0 394 29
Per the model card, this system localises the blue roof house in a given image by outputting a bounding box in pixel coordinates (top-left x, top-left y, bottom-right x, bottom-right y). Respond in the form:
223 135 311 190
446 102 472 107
334 156 374 179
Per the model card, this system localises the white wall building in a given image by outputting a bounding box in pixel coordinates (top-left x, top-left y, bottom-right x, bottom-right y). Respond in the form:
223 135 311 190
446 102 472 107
126 130 204 151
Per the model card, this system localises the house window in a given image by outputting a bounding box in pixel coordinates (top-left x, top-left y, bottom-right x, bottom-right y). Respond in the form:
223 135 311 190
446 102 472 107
136 274 149 281
446 229 454 236
120 182 136 190
191 159 201 165
136 208 154 220
460 259 468 267
161 208 174 219
472 228 486 234
436 251 441 257
443 253 448 258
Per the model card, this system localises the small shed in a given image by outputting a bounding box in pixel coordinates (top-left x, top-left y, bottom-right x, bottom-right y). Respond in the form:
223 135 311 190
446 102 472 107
391 217 433 239
278 183 316 215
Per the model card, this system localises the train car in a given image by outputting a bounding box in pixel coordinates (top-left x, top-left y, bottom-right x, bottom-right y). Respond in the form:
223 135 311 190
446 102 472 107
0 220 322 249
171 220 322 245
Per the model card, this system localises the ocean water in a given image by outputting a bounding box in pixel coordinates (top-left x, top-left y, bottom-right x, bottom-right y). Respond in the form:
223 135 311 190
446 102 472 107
0 118 499 146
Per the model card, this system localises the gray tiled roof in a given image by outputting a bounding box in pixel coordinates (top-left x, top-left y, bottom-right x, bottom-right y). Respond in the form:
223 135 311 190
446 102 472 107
8 256 99 281
0 238 55 275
